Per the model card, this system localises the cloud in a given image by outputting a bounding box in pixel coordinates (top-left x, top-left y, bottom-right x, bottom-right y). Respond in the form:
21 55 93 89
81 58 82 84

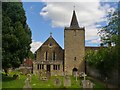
30 40 43 53
90 38 101 44
40 2 106 28
40 1 115 45
86 38 101 46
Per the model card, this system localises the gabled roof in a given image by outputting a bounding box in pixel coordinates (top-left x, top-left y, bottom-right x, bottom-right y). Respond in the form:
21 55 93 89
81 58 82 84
35 35 63 52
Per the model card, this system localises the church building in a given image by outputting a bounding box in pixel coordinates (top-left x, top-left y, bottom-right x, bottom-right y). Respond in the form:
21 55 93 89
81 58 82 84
33 10 98 76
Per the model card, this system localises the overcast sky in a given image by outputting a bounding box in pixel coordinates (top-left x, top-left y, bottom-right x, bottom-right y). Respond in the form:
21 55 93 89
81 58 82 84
22 0 118 53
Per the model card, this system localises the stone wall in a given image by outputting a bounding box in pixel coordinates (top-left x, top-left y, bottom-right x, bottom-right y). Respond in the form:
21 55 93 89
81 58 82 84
51 64 63 76
86 65 101 78
64 29 85 75
34 36 64 76
36 36 64 61
33 62 63 76
87 65 119 86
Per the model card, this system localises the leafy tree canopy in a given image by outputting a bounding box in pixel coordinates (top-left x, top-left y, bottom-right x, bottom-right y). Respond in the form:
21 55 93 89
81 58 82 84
85 4 120 78
99 6 120 46
2 2 32 73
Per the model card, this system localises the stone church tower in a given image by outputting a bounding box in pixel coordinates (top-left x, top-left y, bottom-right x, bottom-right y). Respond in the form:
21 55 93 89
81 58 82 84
33 10 86 76
64 10 85 75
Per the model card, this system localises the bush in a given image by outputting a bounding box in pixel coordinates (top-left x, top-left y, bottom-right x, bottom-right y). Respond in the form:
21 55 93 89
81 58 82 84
85 47 118 77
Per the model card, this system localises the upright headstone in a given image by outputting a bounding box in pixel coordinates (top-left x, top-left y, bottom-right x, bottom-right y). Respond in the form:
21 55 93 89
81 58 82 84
81 73 94 90
23 77 32 90
38 69 48 81
54 78 61 86
64 76 71 87
27 74 31 82
46 71 51 79
82 80 93 90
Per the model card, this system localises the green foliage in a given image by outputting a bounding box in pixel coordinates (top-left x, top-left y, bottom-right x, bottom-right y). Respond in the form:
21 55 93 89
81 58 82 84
88 3 120 78
85 47 118 77
2 2 32 71
99 7 120 46
28 51 35 59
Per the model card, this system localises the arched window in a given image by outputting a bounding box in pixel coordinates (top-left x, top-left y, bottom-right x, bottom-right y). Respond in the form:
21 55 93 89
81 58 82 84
73 68 78 72
72 68 78 76
46 52 48 60
52 51 56 61
53 51 56 61
44 51 48 60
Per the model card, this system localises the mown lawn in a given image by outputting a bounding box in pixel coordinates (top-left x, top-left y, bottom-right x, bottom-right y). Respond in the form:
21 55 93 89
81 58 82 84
2 71 106 89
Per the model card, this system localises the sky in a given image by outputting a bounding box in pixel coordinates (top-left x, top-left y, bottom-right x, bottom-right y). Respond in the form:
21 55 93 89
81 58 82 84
22 0 118 53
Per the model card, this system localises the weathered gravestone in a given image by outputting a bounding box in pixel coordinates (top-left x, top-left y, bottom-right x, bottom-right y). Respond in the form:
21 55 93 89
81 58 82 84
54 78 61 86
27 74 32 82
38 69 48 81
81 73 94 89
82 80 94 90
23 74 32 90
64 76 71 87
46 71 51 79
82 73 87 80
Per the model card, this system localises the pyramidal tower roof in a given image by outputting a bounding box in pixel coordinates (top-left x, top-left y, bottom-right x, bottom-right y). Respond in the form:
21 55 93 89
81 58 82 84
70 10 79 29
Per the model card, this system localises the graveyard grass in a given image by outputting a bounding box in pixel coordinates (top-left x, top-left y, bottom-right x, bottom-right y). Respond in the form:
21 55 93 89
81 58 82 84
2 71 105 89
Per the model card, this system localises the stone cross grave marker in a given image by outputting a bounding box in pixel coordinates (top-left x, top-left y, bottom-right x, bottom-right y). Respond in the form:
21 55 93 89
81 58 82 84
82 73 87 80
75 71 78 81
64 76 71 87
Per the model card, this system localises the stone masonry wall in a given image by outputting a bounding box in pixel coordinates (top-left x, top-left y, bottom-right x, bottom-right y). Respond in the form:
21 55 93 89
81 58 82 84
64 29 85 75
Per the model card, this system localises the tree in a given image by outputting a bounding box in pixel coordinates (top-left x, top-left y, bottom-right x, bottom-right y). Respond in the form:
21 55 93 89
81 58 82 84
98 3 120 78
85 47 117 78
28 51 35 60
99 6 120 46
86 4 120 82
2 2 32 74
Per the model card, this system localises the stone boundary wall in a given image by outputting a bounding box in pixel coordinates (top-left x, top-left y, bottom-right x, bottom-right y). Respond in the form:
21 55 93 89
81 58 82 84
86 65 119 86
